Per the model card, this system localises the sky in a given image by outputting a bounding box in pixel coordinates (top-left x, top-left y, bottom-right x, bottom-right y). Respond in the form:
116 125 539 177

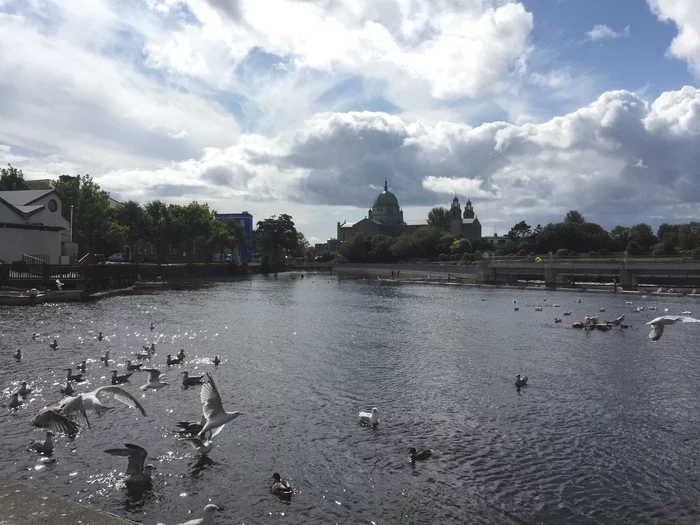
1 0 699 245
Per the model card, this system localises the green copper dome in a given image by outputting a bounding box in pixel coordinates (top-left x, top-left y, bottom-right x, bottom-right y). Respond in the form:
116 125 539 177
373 189 399 207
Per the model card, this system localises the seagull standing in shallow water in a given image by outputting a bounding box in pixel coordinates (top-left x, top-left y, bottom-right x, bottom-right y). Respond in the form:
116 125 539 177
197 373 241 439
646 315 700 341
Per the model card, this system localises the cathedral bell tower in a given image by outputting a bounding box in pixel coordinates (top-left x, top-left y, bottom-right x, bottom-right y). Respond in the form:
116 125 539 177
464 197 474 219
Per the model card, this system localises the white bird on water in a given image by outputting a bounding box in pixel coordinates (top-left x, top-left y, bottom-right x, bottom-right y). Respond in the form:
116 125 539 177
358 407 379 426
197 373 242 439
104 443 155 485
141 368 169 390
646 315 700 341
176 504 220 525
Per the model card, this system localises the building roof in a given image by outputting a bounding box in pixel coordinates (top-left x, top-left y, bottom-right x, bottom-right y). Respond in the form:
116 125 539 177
0 190 54 206
463 218 479 224
372 180 400 208
339 222 356 229
405 220 429 226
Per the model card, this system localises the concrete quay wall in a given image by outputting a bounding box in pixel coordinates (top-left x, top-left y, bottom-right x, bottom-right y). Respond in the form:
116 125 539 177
0 477 137 525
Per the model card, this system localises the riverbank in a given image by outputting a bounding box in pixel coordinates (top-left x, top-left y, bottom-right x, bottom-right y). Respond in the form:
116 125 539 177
0 477 137 525
334 263 700 297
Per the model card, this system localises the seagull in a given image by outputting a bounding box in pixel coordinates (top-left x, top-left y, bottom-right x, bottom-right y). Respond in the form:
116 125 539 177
104 444 155 485
646 315 700 341
179 436 213 455
60 381 75 396
271 473 293 499
182 371 205 388
176 504 220 525
9 392 21 409
599 307 606 312
213 356 221 366
142 343 156 353
100 350 110 366
534 307 543 312
32 333 38 340
76 360 87 373
167 354 183 366
610 314 625 326
197 372 242 439
554 318 562 323
31 406 79 435
563 312 572 316
150 322 155 331
13 349 21 360
64 368 84 382
141 368 169 390
682 311 692 315
409 447 433 461
515 374 528 388
358 407 379 426
18 381 32 396
49 339 58 350
174 420 205 438
126 360 142 371
59 385 147 427
98 331 103 341
177 349 186 360
111 370 133 385
28 431 54 454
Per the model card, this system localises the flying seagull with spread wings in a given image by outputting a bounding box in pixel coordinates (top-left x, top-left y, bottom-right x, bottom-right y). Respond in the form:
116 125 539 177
198 373 241 439
646 315 700 341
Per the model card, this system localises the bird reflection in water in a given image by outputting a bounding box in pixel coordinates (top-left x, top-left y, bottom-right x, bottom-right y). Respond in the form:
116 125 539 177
189 454 214 478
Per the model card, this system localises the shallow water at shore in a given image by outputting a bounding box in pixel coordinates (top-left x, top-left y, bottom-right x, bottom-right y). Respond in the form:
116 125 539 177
2 275 700 524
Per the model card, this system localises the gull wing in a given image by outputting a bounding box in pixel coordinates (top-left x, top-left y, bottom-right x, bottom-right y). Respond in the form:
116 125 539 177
92 386 147 416
646 315 679 325
143 368 162 381
200 373 224 420
31 407 80 435
105 443 147 477
679 316 700 323
57 396 92 428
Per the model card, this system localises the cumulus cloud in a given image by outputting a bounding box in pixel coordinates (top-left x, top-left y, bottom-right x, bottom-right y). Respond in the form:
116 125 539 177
586 24 630 42
649 0 700 76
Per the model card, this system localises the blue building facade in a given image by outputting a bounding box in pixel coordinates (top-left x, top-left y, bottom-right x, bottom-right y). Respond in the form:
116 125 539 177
215 212 254 262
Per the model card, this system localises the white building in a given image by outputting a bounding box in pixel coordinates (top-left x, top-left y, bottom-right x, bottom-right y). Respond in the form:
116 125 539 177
0 190 71 264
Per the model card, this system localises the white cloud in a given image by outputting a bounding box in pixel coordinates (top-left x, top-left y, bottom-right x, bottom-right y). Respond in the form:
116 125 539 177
586 24 630 42
649 0 700 75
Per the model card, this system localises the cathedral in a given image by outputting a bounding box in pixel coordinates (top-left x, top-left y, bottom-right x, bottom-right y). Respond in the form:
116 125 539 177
337 181 482 242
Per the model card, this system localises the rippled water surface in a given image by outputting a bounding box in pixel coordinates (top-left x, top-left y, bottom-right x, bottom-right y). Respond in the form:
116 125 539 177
3 276 700 524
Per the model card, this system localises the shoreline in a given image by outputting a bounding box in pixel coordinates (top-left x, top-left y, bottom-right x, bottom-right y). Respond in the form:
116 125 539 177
0 477 137 525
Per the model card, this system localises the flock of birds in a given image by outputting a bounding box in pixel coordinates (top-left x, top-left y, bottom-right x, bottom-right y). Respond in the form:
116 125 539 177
8 321 432 524
8 323 257 525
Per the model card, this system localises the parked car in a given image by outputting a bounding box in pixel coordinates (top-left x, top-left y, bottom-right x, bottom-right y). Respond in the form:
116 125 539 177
107 253 128 262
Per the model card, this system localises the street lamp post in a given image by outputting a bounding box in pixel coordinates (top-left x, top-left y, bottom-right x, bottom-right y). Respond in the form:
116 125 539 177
70 205 74 243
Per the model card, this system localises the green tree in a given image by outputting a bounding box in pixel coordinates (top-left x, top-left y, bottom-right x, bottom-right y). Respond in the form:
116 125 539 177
340 234 369 262
629 223 657 251
143 200 172 264
52 175 115 255
172 202 216 261
427 207 451 230
609 226 631 252
0 164 28 190
657 223 679 248
678 222 700 251
113 200 147 260
564 210 585 225
255 214 299 270
508 220 532 239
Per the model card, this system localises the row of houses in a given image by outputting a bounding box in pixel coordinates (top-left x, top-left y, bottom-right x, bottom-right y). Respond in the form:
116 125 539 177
0 189 255 265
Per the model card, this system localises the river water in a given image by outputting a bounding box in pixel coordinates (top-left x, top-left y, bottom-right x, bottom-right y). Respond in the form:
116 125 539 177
2 275 700 524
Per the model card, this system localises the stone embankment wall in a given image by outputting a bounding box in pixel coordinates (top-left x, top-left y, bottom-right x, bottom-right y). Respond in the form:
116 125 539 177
333 263 478 281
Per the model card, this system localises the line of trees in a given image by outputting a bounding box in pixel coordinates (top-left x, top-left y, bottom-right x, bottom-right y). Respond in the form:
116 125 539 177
335 207 700 264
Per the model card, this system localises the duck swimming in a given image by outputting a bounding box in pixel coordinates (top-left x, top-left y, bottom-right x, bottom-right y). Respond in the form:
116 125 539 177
167 354 183 366
515 374 528 388
76 360 87 373
271 473 293 499
13 349 21 360
18 381 32 396
409 447 433 461
98 331 103 341
60 381 75 396
49 339 58 350
213 356 221 366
